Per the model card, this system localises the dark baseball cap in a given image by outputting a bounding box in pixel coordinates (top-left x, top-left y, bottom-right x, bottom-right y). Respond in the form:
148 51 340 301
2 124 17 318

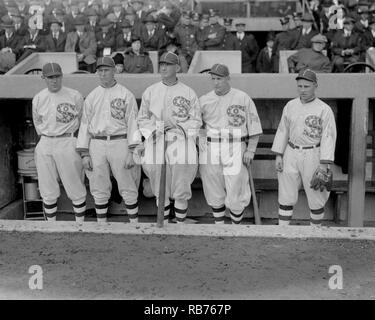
208 63 230 77
42 62 63 77
159 52 179 65
296 68 317 83
96 56 115 69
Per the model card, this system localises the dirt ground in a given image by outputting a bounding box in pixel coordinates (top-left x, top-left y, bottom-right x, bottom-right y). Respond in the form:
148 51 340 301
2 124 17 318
1 230 375 300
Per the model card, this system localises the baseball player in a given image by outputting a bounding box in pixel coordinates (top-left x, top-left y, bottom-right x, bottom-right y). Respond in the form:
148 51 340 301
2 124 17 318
137 52 202 223
76 56 142 223
271 69 337 226
32 62 87 222
199 64 263 224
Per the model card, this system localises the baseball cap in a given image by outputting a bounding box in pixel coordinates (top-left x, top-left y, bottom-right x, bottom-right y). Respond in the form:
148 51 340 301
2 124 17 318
208 64 230 77
296 69 317 83
96 56 115 69
42 62 63 77
159 52 179 65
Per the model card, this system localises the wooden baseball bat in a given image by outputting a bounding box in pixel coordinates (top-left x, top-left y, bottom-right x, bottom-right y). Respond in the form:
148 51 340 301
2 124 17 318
157 134 167 228
247 163 261 225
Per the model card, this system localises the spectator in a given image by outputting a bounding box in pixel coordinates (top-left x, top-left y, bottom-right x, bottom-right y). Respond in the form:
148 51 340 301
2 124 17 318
362 15 375 49
12 11 27 37
116 19 133 51
45 17 67 52
287 33 332 73
173 10 200 65
65 15 97 73
292 12 319 50
131 0 147 22
141 14 167 52
98 0 112 19
155 0 181 33
124 6 146 37
112 51 124 73
331 16 363 72
15 0 29 18
123 35 153 73
234 20 259 73
191 11 200 28
199 10 225 50
354 4 370 33
319 0 334 34
66 0 82 27
0 17 21 58
221 17 238 50
196 14 209 48
54 8 73 34
85 8 101 34
96 18 115 57
256 32 275 73
107 13 122 36
111 0 126 23
17 15 45 62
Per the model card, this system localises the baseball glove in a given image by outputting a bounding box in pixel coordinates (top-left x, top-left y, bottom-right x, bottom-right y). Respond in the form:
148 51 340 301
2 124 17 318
310 166 333 192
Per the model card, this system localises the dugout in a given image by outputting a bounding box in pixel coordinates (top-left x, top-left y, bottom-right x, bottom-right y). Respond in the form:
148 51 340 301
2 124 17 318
0 73 374 227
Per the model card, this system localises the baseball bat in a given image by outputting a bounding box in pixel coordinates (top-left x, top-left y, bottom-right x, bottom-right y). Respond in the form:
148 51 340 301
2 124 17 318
157 134 167 228
247 163 261 225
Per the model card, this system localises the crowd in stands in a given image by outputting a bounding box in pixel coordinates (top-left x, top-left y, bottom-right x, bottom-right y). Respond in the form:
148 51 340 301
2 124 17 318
0 0 375 74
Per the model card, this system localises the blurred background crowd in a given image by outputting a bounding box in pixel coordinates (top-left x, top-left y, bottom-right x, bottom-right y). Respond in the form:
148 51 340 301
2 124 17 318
0 0 375 74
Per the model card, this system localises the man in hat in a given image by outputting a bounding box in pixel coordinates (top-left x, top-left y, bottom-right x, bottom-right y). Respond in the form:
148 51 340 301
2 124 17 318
98 0 112 19
319 0 334 34
131 0 147 22
0 16 21 56
77 56 142 223
115 19 133 51
155 0 180 33
331 15 363 72
124 6 146 38
141 14 167 51
256 32 275 73
95 17 115 57
123 34 153 73
51 7 72 33
11 11 28 37
272 69 336 227
199 9 225 50
234 20 259 73
32 62 87 222
190 11 200 28
66 0 81 26
292 12 319 50
354 3 370 33
17 15 46 62
288 33 332 73
362 15 375 49
173 10 199 65
111 0 125 24
65 14 97 73
138 51 202 223
45 17 67 52
85 8 101 34
15 0 29 18
221 17 237 50
199 64 262 224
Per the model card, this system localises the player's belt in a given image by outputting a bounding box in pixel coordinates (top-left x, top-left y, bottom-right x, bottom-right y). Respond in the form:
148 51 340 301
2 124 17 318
42 131 78 138
207 136 248 143
288 141 320 150
92 134 127 141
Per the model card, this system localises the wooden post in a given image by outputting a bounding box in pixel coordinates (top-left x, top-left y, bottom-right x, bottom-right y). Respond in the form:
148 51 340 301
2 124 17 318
348 97 368 227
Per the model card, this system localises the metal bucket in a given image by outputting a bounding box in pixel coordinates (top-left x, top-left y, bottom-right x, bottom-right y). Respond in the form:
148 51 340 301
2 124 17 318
24 179 40 200
17 149 37 175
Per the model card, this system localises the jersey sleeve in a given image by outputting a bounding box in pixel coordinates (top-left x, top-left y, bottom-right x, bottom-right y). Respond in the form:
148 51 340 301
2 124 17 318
32 94 42 136
75 91 84 123
271 103 290 155
246 95 262 137
137 88 156 140
76 95 92 153
125 91 142 149
319 107 337 163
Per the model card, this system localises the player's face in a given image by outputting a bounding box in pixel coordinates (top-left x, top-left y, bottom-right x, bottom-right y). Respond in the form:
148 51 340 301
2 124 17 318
97 66 115 87
159 63 177 80
297 79 317 103
44 75 63 93
211 74 230 95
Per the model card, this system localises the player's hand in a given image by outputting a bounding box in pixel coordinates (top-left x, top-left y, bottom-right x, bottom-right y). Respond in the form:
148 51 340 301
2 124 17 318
164 118 177 131
243 150 254 167
124 152 136 169
82 155 93 171
275 155 283 172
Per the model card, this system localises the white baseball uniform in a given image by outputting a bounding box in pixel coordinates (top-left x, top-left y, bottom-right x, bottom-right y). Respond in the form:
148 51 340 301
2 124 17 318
199 88 262 224
77 82 141 223
32 86 87 222
271 97 337 226
138 80 202 223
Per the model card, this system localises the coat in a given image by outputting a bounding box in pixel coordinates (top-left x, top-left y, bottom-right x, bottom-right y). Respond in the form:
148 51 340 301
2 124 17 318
173 24 200 56
222 31 238 50
287 48 332 73
292 27 319 50
256 46 274 73
233 33 259 73
95 30 116 57
331 30 363 58
17 31 46 62
123 49 153 73
45 32 67 52
115 32 133 52
199 23 225 50
0 33 21 56
141 28 167 52
65 31 97 63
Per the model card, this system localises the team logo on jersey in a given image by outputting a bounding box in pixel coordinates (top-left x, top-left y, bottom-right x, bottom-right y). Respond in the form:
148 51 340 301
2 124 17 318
110 98 126 120
56 103 77 123
227 105 246 127
303 115 323 139
172 96 190 120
